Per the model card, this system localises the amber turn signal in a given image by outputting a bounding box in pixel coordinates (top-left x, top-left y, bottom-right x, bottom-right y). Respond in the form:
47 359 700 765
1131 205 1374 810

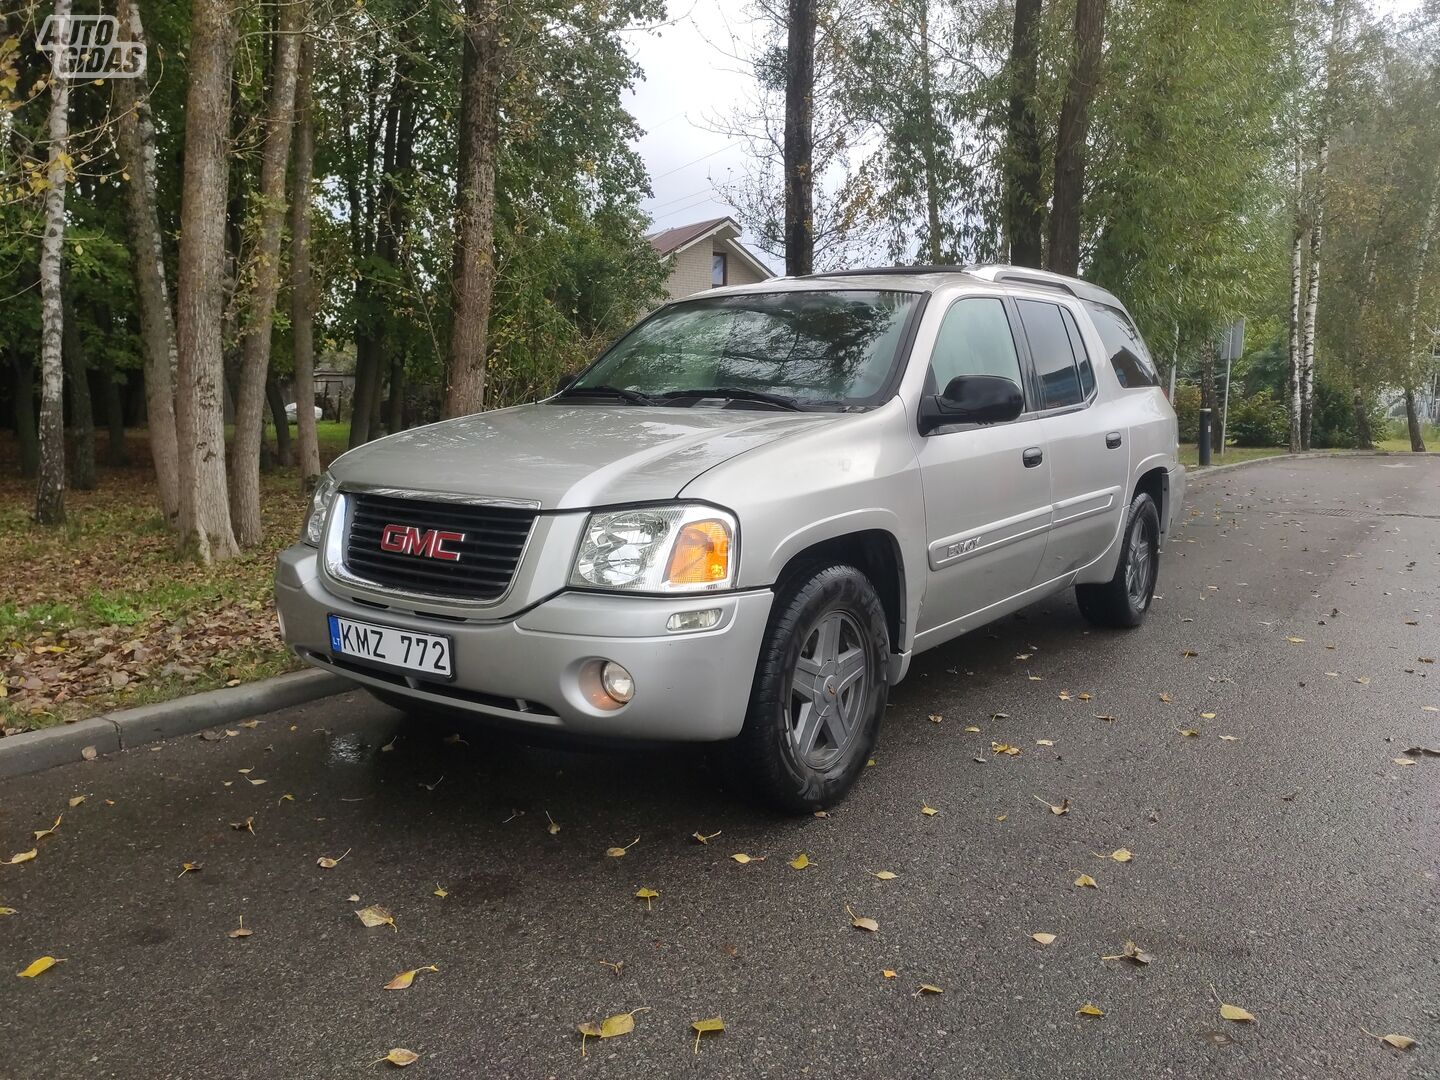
665 519 732 585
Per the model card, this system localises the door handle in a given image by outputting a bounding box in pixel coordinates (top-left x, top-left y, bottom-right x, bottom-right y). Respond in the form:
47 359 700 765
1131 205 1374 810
1105 431 1123 449
1022 447 1044 468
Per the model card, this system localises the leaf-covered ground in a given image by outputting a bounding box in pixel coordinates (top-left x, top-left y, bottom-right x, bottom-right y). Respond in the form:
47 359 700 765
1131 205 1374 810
1 455 1434 1078
0 430 343 731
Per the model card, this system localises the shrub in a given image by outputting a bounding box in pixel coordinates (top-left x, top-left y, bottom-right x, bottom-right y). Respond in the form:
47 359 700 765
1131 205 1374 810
1173 383 1201 443
1226 389 1289 446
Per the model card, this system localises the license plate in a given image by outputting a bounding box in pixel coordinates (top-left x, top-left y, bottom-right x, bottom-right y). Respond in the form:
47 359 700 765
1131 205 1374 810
328 615 453 679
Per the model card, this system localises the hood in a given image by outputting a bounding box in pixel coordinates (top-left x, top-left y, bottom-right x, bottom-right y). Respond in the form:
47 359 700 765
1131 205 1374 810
330 402 846 509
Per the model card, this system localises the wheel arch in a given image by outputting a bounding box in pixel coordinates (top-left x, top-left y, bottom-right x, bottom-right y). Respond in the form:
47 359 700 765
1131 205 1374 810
771 528 908 658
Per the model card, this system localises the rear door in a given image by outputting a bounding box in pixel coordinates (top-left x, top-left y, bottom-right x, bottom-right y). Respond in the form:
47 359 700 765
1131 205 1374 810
1014 298 1129 580
914 296 1052 639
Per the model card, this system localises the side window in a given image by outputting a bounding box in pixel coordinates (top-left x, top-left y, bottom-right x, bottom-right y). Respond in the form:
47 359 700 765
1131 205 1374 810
1017 299 1083 409
927 297 1025 399
1061 307 1096 398
1085 301 1159 388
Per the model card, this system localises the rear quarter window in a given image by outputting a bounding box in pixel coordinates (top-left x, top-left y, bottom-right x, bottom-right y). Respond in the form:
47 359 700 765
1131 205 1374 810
1084 301 1159 389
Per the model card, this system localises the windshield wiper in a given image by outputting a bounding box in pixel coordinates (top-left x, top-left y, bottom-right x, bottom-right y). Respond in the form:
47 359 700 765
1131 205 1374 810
658 387 805 411
557 384 658 406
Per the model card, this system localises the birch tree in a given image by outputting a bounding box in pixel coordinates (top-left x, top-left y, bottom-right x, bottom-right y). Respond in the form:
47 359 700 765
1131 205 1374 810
34 0 73 526
230 0 302 546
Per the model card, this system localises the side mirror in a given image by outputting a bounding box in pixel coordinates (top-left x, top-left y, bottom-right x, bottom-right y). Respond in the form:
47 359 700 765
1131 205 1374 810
553 373 576 396
918 374 1024 434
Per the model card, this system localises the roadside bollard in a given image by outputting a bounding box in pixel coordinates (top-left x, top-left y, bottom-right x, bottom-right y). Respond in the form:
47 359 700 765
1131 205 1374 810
1198 408 1213 467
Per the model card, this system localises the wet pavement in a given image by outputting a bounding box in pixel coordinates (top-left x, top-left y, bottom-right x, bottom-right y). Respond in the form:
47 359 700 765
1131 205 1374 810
2 455 1437 1079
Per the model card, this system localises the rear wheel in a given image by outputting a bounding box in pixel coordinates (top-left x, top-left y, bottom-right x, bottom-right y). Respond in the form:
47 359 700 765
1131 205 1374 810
1076 491 1160 628
726 564 889 813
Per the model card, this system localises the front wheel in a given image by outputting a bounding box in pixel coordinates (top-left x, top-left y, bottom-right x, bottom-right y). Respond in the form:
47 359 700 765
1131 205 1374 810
1076 491 1161 628
725 564 889 814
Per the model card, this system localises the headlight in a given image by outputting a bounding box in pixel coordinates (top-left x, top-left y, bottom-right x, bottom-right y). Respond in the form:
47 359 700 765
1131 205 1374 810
302 470 339 546
570 504 737 593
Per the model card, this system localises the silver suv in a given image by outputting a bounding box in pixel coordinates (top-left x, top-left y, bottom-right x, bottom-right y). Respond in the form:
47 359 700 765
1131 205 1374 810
276 265 1184 812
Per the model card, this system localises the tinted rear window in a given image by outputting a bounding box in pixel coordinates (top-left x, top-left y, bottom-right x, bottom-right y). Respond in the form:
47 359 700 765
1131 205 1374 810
1016 299 1084 409
1085 301 1159 388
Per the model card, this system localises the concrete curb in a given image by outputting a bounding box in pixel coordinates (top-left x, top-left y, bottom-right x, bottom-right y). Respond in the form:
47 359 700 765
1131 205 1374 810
0 668 349 782
1188 449 1440 483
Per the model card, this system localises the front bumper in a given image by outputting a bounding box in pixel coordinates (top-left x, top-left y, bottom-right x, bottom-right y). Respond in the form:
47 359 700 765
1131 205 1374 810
274 545 772 741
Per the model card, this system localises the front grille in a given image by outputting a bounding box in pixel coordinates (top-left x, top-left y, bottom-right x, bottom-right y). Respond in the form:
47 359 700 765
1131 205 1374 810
344 492 537 601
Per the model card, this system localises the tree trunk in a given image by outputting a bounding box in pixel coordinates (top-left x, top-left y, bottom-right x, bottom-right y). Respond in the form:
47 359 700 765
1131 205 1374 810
174 0 240 561
1287 215 1303 453
229 2 302 546
1046 0 1106 277
443 0 504 418
266 373 293 466
386 353 406 433
35 0 72 526
114 0 179 524
61 281 96 490
1351 385 1373 449
917 3 942 264
13 356 39 480
100 340 128 467
290 27 321 487
1003 0 1044 268
1403 388 1426 452
1300 135 1328 451
783 0 816 276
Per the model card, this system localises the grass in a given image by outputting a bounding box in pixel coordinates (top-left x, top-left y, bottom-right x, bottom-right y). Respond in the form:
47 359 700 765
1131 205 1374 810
0 424 353 731
1178 444 1291 468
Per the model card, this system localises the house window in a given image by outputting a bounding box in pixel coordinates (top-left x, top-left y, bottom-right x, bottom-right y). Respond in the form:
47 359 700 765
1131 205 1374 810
711 252 727 287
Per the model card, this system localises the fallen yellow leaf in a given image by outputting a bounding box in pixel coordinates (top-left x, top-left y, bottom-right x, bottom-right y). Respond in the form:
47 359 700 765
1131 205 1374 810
1200 712 1217 719
921 804 939 816
229 817 256 835
1031 932 1057 945
1393 757 1416 766
606 837 640 857
1036 739 1054 746
178 862 200 877
1286 636 1306 644
1101 940 1153 965
1105 848 1133 863
577 1008 649 1055
869 870 897 880
882 969 897 978
377 1048 419 1067
17 956 62 978
692 830 721 844
788 853 812 870
0 907 17 917
7 849 37 865
1177 728 1200 737
227 916 252 939
846 904 878 932
545 810 560 835
316 848 351 869
691 1016 725 1054
67 796 85 808
1158 693 1173 703
1074 873 1099 888
915 984 943 995
927 713 943 724
384 964 439 990
433 884 448 899
1034 795 1069 815
355 904 397 930
1361 1029 1416 1050
634 887 659 910
964 725 981 733
1077 1003 1105 1017
1220 1002 1256 1023
731 853 764 864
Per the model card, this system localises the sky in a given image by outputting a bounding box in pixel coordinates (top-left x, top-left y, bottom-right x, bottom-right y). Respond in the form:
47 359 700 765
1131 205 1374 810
622 0 1431 274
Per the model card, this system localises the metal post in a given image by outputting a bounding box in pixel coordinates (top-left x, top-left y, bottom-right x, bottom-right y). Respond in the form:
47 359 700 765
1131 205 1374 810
1198 408 1213 467
1219 352 1233 459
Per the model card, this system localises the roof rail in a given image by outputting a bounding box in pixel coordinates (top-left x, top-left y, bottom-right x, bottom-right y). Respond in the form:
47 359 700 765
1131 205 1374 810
967 264 1127 312
801 265 972 277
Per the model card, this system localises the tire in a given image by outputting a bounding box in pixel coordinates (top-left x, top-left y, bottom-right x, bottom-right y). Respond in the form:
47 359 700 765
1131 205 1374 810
726 563 890 814
1076 491 1161 628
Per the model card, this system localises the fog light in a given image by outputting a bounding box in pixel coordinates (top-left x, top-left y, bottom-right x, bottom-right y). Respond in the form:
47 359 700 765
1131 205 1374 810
666 608 722 632
600 661 635 704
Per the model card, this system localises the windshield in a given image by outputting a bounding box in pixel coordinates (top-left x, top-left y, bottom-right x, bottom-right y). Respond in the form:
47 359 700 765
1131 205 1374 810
571 289 922 408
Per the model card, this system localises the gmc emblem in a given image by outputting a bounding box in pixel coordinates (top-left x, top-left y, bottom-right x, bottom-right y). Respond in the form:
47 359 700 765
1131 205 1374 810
379 524 465 562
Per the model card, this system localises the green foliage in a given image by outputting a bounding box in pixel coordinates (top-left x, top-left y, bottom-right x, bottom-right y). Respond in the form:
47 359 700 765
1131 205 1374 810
1172 383 1201 443
1226 389 1289 447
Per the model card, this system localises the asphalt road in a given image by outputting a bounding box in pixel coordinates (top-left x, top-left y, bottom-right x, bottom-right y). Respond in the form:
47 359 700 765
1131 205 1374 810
3 455 1438 1080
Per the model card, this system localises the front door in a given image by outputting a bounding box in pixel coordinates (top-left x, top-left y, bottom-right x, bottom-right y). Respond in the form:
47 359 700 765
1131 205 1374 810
914 296 1052 643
